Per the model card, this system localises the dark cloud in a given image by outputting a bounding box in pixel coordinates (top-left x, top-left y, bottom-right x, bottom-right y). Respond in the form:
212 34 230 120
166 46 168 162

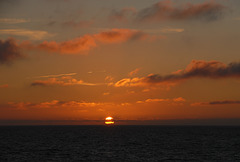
209 100 240 105
0 38 25 64
192 100 240 106
145 60 240 84
136 0 226 22
114 60 240 87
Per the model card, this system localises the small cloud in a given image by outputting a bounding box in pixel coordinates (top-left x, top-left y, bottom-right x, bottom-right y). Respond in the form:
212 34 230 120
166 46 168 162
144 28 184 34
173 97 186 102
145 98 170 102
128 68 141 77
103 92 110 96
105 76 114 82
160 28 184 33
137 97 186 104
94 28 156 44
0 29 55 40
114 77 145 87
142 89 150 92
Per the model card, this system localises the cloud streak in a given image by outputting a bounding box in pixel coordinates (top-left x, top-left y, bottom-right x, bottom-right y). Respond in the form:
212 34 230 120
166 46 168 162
31 76 99 87
128 68 141 76
6 100 131 110
24 28 157 54
0 18 29 24
137 97 186 104
32 73 77 78
192 100 240 106
114 60 240 87
0 29 54 40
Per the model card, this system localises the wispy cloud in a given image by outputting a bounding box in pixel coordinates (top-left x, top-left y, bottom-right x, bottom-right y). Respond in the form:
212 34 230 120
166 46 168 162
137 97 186 104
6 100 131 110
128 68 141 76
114 60 240 87
192 100 240 106
0 18 29 24
31 76 100 87
143 28 184 34
32 73 77 78
0 38 25 65
0 29 55 40
159 28 184 33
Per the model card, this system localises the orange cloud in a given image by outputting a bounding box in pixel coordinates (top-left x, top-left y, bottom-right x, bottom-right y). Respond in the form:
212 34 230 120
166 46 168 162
173 97 186 102
19 28 158 54
94 28 154 43
137 97 186 104
114 77 146 87
37 35 97 54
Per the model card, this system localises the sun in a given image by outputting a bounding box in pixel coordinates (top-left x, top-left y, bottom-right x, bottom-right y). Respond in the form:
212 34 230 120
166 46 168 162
105 116 115 125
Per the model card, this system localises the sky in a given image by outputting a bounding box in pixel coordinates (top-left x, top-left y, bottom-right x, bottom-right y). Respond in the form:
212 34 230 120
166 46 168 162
0 0 240 125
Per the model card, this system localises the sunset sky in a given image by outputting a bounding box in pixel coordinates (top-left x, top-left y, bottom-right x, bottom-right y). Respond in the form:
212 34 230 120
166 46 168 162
0 0 240 125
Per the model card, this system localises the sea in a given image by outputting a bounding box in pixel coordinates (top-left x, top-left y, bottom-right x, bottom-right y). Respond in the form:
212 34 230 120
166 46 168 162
1 126 240 161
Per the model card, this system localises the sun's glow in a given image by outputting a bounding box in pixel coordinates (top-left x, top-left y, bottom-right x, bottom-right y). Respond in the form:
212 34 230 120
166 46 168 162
105 116 113 120
105 116 115 125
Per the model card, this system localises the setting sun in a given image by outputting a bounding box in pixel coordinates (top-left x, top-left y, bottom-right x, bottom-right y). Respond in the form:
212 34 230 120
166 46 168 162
105 116 115 125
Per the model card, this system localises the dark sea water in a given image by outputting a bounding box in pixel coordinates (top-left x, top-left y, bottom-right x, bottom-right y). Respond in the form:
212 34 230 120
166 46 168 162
1 126 240 161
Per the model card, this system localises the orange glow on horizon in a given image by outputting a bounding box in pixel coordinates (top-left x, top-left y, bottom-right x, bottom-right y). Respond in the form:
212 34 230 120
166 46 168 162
105 121 115 125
